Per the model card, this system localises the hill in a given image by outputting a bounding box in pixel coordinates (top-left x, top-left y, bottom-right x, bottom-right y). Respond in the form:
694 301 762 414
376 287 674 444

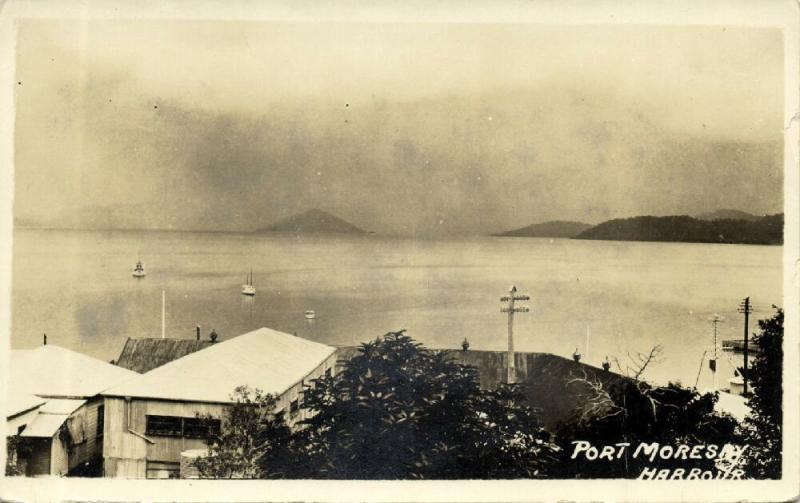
695 209 760 222
574 214 783 245
258 209 365 234
493 220 592 238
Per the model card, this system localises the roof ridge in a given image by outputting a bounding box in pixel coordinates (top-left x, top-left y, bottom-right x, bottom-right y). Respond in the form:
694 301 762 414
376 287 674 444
102 327 337 402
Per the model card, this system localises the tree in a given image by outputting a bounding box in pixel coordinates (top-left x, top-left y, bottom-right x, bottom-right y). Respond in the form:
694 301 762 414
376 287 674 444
740 307 783 479
193 386 295 479
294 330 559 479
554 347 739 478
5 435 30 476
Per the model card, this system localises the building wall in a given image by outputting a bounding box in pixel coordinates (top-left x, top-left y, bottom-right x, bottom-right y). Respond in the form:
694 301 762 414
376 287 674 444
50 432 69 476
6 408 41 435
102 351 338 478
25 438 51 476
65 398 105 473
275 351 338 425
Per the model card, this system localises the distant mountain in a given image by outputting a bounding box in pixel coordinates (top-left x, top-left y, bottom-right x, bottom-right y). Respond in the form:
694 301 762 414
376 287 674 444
493 220 592 238
258 209 365 234
695 209 760 222
575 214 783 245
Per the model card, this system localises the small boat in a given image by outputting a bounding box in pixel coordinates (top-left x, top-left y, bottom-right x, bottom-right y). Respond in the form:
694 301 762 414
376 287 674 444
304 310 316 320
132 261 146 278
241 270 256 296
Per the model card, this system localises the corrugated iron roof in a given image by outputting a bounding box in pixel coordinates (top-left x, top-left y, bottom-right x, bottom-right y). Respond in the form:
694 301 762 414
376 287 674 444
19 412 69 438
16 398 88 438
38 398 87 415
115 338 214 373
6 390 45 418
103 328 336 403
10 345 139 398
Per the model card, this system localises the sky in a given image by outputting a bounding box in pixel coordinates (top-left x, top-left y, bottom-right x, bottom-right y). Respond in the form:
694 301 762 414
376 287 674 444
13 20 784 236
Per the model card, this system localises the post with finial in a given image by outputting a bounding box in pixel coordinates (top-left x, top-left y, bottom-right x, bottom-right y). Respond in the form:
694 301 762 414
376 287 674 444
500 285 530 384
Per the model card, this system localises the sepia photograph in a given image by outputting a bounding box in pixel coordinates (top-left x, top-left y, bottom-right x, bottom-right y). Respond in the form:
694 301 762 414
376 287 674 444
0 0 797 501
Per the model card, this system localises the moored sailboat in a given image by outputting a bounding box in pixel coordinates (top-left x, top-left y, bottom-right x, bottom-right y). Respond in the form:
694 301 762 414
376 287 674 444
132 260 146 278
242 270 256 296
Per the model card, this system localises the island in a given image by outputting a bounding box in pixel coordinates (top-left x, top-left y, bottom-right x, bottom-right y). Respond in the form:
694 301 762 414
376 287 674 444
574 213 783 245
257 209 366 235
695 209 761 222
492 220 592 238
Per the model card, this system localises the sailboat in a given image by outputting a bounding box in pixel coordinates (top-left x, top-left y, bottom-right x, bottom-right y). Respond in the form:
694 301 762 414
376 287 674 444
241 270 256 296
132 260 146 278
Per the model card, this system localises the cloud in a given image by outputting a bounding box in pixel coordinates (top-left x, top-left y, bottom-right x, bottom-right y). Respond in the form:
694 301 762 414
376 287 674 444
13 21 784 236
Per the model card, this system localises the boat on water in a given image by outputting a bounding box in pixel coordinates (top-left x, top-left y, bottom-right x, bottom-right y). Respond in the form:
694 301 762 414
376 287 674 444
304 310 316 320
242 270 256 296
132 261 146 278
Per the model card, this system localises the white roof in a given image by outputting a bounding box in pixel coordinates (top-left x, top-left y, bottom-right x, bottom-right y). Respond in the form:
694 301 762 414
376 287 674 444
6 390 46 418
103 328 337 403
10 345 139 398
13 399 86 438
20 413 69 438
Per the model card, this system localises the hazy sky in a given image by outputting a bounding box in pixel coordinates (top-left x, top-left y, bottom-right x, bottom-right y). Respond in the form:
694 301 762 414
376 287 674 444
14 20 784 236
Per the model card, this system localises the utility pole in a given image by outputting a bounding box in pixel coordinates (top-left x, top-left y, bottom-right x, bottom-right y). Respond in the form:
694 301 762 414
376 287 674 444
709 313 724 391
500 285 530 384
161 290 166 339
737 297 752 395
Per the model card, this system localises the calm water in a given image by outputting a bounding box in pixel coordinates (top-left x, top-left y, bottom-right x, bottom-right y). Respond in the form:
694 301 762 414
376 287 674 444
11 229 782 388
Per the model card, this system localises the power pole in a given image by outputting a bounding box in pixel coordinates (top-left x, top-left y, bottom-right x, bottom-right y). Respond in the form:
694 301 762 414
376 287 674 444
709 313 724 391
500 285 530 384
161 290 166 339
737 297 752 395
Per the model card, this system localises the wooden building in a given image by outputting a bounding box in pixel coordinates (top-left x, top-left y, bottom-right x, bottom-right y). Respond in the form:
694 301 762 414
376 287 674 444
5 344 138 476
98 328 337 479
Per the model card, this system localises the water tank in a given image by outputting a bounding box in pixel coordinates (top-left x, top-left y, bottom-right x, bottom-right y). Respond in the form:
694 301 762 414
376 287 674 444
180 449 208 479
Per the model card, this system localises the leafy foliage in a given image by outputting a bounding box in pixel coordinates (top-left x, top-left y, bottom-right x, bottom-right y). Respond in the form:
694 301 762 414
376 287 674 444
5 435 32 476
294 330 559 479
193 386 295 479
740 307 783 479
554 377 738 478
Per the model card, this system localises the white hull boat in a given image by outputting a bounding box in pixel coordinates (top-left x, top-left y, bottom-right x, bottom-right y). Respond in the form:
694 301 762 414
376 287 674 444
242 270 256 296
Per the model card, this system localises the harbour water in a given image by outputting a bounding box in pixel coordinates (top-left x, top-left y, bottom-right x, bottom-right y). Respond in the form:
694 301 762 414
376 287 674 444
10 229 782 388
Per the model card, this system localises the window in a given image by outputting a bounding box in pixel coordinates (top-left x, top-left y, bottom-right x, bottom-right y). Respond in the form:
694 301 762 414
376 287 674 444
184 417 221 439
325 368 332 378
289 399 299 416
146 460 180 479
96 405 105 438
146 416 183 436
145 415 220 438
